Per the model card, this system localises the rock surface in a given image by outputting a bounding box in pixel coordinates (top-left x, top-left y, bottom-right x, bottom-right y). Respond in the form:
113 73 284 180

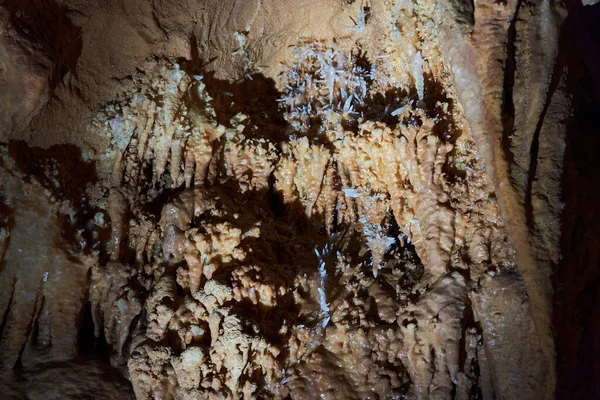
0 0 597 399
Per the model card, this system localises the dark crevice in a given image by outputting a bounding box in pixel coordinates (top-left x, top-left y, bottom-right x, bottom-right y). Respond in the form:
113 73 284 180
0 279 17 343
267 173 286 218
461 294 485 399
524 37 567 233
29 295 48 349
14 289 42 375
458 297 472 374
79 294 110 357
500 1 520 180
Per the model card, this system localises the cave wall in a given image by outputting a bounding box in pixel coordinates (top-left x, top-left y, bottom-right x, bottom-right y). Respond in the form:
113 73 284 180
0 0 598 398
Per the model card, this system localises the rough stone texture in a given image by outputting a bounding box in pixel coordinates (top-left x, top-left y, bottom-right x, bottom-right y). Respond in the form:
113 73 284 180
430 0 571 397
